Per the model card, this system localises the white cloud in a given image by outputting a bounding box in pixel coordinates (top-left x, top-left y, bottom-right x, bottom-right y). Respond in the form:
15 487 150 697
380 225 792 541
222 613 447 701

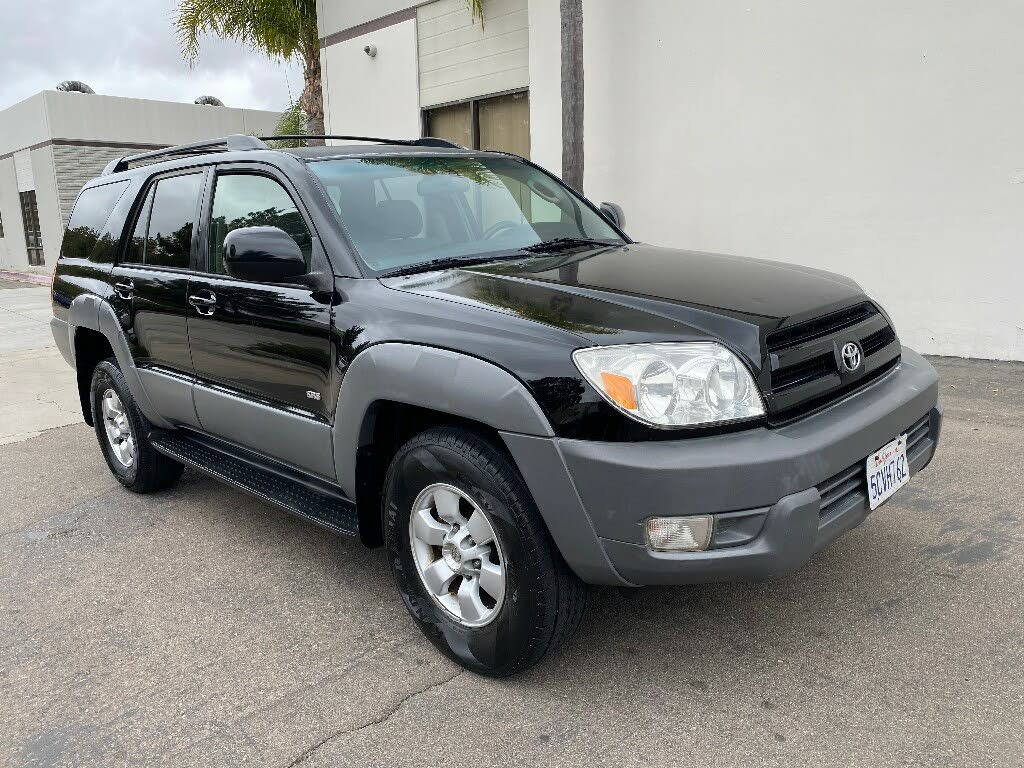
0 0 303 111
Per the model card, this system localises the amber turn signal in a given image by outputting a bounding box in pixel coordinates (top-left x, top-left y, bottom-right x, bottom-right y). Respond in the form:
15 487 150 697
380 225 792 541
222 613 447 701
600 371 637 411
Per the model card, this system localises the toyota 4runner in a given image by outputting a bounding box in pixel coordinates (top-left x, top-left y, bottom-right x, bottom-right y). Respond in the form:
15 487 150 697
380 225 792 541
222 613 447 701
51 134 941 676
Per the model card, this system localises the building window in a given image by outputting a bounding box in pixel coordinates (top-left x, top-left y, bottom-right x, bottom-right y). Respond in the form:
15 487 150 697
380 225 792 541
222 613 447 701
19 191 44 266
0 210 4 238
424 90 530 158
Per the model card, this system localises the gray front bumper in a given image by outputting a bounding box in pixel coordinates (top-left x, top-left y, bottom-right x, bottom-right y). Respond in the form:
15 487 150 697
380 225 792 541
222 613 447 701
502 348 941 586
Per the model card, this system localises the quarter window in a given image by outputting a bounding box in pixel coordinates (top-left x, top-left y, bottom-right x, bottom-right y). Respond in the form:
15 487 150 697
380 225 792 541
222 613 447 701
208 174 312 275
124 173 203 269
61 181 130 261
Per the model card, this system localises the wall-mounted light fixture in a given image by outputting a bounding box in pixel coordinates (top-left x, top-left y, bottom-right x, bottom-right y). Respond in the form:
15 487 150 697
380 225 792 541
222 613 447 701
364 44 378 58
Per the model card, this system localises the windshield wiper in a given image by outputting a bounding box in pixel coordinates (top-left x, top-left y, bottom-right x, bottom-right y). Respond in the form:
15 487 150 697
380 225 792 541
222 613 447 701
522 237 616 254
380 254 525 278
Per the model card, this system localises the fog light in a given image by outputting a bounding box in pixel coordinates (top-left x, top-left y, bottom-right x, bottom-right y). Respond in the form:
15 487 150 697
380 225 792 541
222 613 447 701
646 516 713 552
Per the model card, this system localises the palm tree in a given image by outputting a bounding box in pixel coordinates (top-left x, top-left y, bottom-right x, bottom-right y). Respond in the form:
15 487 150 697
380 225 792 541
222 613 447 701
178 1 488 143
176 0 324 138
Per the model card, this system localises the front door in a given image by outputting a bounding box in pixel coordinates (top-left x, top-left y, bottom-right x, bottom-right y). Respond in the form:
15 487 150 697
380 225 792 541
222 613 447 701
186 166 335 479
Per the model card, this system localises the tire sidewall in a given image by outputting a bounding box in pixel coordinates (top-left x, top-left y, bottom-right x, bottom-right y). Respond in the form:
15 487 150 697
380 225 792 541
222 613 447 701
385 436 550 676
91 361 141 486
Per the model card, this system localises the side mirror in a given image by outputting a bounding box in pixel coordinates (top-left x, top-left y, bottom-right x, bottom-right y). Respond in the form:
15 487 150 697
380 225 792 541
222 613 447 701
223 226 306 283
599 202 626 232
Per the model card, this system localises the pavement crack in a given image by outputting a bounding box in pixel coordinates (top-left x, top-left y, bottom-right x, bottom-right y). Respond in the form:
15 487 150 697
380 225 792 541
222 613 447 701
283 669 463 767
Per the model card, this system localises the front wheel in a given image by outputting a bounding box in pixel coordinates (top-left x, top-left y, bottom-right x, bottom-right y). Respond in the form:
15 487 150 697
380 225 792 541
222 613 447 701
383 426 588 677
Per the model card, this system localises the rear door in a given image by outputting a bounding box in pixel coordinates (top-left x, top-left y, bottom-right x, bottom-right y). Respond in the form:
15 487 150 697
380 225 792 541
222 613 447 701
110 168 207 427
186 164 335 479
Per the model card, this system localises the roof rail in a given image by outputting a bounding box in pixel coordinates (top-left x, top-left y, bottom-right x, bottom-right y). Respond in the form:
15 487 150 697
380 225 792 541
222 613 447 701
101 134 268 176
258 135 464 149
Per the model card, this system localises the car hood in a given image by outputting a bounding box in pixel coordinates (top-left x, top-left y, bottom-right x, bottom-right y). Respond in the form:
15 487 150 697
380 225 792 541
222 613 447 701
381 243 868 369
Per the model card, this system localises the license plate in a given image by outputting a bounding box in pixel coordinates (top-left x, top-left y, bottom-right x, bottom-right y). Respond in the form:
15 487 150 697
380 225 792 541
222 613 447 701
866 434 909 510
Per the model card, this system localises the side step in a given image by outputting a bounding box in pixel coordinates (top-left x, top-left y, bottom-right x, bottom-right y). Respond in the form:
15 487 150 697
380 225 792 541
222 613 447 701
150 429 359 537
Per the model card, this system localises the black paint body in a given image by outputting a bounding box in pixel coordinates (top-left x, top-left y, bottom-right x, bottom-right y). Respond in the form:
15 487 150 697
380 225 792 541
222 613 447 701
53 144 893 446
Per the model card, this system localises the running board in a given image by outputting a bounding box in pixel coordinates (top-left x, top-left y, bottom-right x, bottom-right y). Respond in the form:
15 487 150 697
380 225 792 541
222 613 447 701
150 430 359 537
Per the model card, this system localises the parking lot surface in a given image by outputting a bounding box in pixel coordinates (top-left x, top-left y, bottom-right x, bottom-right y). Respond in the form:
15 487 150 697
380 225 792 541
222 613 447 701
1 283 1022 767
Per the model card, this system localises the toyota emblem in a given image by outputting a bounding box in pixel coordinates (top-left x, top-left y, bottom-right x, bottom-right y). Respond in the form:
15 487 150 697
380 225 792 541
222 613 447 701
841 342 863 372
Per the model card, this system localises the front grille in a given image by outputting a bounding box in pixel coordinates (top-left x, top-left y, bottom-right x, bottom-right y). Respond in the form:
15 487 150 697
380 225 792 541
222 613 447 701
765 302 901 423
817 413 933 520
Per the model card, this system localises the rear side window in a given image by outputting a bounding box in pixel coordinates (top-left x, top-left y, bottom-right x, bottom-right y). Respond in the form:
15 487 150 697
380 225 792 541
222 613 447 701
61 181 130 261
125 173 204 269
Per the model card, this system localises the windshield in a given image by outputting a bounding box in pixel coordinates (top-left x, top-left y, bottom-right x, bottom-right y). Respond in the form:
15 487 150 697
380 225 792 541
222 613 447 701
308 155 623 273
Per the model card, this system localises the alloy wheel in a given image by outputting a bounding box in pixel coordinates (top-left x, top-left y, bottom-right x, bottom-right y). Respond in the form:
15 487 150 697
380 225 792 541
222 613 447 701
408 483 506 627
101 388 135 468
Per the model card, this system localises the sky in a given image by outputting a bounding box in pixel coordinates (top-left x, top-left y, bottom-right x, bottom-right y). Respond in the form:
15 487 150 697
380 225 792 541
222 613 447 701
0 0 303 112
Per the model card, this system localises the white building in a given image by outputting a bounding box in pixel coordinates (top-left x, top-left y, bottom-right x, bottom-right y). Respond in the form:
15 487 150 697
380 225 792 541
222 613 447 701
316 0 1024 361
0 91 281 270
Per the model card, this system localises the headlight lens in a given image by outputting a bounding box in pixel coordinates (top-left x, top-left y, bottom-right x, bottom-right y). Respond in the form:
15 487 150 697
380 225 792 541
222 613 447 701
572 343 765 428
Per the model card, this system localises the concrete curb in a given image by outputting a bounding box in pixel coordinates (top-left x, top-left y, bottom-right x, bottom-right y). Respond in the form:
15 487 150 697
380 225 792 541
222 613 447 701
0 269 51 286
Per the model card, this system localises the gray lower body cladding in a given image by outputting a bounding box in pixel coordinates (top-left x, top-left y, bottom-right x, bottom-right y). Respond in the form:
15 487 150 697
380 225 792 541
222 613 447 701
502 348 941 587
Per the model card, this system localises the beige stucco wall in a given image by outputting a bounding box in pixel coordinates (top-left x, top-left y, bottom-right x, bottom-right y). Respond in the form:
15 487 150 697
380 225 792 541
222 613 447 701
0 91 281 269
321 19 422 139
39 92 281 148
526 0 1024 361
0 158 23 267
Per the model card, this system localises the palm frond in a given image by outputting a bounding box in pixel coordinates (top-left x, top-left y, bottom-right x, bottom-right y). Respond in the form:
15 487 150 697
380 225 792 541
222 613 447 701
176 0 311 64
467 0 485 29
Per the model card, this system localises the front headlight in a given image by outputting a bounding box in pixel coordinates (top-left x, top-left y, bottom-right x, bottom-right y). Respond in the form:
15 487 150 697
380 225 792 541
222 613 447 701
572 343 765 428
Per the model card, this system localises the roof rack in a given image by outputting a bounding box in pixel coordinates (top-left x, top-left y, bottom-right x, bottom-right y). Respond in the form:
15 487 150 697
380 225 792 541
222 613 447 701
100 134 465 176
101 134 267 176
258 135 464 149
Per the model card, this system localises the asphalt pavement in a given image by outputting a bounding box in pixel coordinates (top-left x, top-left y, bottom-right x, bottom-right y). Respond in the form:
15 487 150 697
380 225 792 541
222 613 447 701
1 283 1022 767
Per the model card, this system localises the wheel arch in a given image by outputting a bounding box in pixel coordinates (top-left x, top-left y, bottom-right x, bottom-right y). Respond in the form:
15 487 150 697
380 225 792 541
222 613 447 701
333 343 555 547
67 295 172 429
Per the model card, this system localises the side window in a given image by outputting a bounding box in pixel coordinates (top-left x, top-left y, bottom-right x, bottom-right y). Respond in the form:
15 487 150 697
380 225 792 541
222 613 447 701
61 181 130 261
208 174 312 275
145 174 204 269
126 186 155 264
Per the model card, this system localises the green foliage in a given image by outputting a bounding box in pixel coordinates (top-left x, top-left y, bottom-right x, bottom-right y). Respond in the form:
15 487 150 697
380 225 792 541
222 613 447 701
269 101 308 148
467 0 485 28
358 157 500 188
176 0 318 64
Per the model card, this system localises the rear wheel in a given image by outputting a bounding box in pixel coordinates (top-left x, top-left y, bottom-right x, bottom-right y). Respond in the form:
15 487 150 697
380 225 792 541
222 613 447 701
90 359 184 493
384 426 588 677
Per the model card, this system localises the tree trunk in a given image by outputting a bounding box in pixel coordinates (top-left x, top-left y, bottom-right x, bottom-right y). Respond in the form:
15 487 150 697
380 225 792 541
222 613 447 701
300 33 325 144
560 0 584 192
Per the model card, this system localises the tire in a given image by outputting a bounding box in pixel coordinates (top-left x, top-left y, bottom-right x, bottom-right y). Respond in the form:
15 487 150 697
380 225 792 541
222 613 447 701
90 358 184 493
383 426 588 677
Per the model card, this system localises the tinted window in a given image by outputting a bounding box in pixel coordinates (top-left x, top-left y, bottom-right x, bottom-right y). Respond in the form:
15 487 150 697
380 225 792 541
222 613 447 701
144 173 203 269
208 174 312 275
126 186 155 264
61 181 130 260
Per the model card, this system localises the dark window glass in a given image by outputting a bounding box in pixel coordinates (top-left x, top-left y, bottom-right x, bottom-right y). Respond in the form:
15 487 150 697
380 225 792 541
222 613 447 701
125 186 155 264
145 173 203 269
208 174 311 275
61 181 130 261
0 209 5 238
20 191 44 266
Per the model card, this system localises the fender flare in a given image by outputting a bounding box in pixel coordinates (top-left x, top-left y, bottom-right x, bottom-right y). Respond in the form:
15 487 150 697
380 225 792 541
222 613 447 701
332 343 554 498
332 343 630 586
67 294 173 429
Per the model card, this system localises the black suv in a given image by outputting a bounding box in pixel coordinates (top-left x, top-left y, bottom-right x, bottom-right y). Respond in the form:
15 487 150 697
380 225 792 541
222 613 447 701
51 134 941 676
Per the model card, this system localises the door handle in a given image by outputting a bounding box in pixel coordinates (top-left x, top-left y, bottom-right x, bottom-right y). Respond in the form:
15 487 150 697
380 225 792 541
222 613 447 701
113 280 134 300
188 291 218 316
